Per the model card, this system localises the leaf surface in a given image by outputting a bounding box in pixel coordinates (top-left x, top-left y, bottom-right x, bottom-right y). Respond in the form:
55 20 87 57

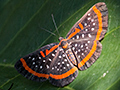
0 0 120 90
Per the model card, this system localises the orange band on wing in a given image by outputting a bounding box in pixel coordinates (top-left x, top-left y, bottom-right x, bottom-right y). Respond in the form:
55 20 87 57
67 28 80 39
78 6 102 68
40 45 58 57
46 45 58 55
40 51 45 57
78 41 97 67
20 58 77 80
20 58 49 79
79 23 84 30
50 67 78 79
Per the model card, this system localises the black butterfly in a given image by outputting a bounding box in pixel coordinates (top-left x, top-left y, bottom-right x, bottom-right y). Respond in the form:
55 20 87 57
15 2 108 87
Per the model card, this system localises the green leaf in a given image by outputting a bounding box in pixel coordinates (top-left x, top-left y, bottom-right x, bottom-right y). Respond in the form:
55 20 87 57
0 0 120 90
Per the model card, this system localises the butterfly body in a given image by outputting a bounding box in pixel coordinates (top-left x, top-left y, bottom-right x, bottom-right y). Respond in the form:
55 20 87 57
15 2 108 87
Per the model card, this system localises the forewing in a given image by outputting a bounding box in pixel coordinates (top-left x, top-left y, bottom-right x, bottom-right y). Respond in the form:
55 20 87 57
15 43 58 82
66 2 108 40
66 2 108 70
49 47 78 87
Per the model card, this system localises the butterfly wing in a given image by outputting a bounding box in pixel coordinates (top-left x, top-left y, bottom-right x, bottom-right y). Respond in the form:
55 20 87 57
15 42 78 87
66 2 108 70
66 2 108 40
49 47 78 87
15 43 59 82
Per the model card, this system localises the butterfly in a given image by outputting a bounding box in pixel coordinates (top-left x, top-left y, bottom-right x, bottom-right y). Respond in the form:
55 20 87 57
15 2 108 87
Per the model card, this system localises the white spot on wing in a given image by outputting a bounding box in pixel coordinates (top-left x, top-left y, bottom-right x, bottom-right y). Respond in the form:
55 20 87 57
67 64 69 67
78 55 80 58
84 23 87 26
88 41 90 43
58 62 60 65
46 65 49 69
52 53 55 56
63 54 65 57
82 53 84 55
91 28 94 31
75 51 78 54
72 47 75 50
87 17 91 20
55 50 57 52
63 67 66 69
81 45 83 48
91 19 94 22
78 49 80 52
33 62 35 65
40 66 42 69
93 23 95 25
43 60 45 62
77 35 79 39
82 34 84 38
85 43 87 46
64 59 67 62
39 57 41 59
88 13 90 16
59 55 62 58
86 47 88 49
85 29 88 31
49 58 52 61
52 67 54 70
66 50 68 53
75 44 77 47
55 66 57 68
32 58 35 60
88 34 92 37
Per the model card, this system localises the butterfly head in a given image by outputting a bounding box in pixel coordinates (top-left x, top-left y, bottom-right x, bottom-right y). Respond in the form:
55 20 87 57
58 37 68 49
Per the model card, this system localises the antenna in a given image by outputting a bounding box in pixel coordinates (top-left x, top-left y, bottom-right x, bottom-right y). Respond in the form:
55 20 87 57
40 27 57 36
51 14 60 37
